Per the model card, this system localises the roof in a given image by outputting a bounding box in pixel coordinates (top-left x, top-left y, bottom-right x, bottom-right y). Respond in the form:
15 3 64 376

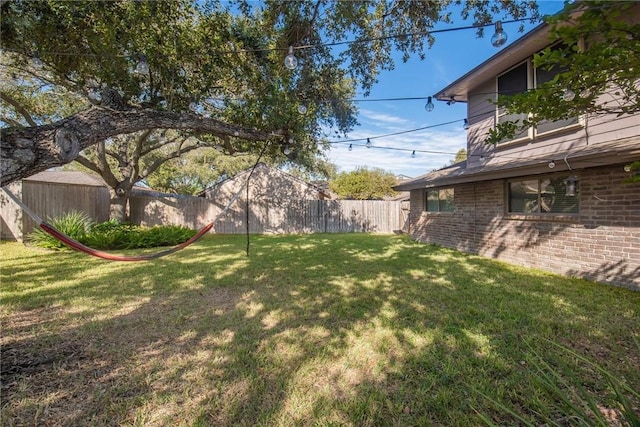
200 163 329 197
394 137 640 191
24 171 108 187
434 22 551 103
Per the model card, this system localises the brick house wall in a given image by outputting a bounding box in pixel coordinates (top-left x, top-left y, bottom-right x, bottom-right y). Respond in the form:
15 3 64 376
408 163 640 290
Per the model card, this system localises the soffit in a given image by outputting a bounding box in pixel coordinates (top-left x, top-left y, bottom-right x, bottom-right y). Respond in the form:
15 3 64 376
434 23 552 103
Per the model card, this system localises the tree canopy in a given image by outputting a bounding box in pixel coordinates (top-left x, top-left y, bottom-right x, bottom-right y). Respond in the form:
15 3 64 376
330 167 398 200
1 0 540 186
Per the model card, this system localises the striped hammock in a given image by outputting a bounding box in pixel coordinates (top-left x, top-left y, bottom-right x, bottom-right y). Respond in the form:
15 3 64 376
2 187 232 262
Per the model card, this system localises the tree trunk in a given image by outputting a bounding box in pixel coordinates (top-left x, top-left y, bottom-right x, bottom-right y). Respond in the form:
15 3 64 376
111 196 129 223
1 106 282 187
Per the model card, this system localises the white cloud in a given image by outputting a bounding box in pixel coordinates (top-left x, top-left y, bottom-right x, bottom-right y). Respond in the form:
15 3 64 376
358 109 411 126
327 127 466 178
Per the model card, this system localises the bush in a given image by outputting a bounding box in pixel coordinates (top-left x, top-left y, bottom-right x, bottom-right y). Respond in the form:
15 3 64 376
28 211 93 250
29 214 197 251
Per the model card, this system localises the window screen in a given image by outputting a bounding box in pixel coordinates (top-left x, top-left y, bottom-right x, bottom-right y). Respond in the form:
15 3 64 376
534 44 579 134
427 190 439 212
497 62 529 142
498 62 528 96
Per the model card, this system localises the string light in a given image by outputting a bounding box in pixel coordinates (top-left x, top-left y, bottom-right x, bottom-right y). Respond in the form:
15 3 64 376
32 52 43 69
135 54 149 74
446 96 456 106
11 16 544 62
297 103 307 114
411 150 416 158
562 88 576 101
188 99 198 112
366 138 372 148
424 96 434 112
283 144 291 155
284 46 297 70
87 87 101 102
548 160 556 168
463 118 470 130
348 144 353 151
491 21 508 47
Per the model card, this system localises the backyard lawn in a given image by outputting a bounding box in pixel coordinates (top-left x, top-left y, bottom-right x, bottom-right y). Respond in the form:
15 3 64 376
1 234 639 426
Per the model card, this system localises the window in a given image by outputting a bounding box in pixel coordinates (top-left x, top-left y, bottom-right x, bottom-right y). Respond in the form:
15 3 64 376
534 53 579 134
496 45 580 143
426 188 454 212
508 175 579 214
497 61 530 141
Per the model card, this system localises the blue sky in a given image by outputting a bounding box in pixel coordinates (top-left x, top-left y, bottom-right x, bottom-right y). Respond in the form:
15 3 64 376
325 1 565 178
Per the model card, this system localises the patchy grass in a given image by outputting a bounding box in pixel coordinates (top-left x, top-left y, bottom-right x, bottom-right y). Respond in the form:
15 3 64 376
1 234 639 426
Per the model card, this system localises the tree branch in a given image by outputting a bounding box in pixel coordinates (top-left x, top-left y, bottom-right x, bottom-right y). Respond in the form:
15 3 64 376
0 106 284 186
1 116 23 127
0 92 37 127
140 143 203 180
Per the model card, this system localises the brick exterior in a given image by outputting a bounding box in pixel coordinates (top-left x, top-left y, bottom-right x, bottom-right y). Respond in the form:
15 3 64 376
408 164 640 290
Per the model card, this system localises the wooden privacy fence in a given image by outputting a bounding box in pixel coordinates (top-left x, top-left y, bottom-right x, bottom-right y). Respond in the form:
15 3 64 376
129 195 406 234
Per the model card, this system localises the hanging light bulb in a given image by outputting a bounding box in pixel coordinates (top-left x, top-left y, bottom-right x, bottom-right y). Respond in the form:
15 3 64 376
283 144 291 155
411 150 416 158
548 160 556 169
463 119 470 130
284 46 298 70
135 54 149 75
446 96 456 106
491 21 508 48
297 103 307 115
562 88 576 102
188 99 198 112
88 87 102 102
32 52 43 69
233 131 239 137
425 96 435 112
348 144 353 151
366 138 372 148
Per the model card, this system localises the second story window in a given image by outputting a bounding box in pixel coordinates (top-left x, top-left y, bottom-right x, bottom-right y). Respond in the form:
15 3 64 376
496 45 580 144
497 61 531 141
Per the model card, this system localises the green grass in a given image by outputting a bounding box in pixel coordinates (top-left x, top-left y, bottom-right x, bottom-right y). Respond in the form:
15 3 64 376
1 234 638 426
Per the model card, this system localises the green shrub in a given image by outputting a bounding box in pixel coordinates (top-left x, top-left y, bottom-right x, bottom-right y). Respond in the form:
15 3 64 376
29 214 197 251
28 211 93 250
124 225 196 249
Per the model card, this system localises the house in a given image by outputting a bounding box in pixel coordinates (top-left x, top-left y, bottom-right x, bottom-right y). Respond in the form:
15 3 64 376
1 171 111 240
199 163 331 233
394 12 640 290
201 163 331 203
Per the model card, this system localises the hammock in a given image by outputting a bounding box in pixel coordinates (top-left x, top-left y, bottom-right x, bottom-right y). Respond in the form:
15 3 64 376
2 186 241 262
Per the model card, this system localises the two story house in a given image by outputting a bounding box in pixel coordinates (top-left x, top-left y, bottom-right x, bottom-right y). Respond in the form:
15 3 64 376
394 15 639 290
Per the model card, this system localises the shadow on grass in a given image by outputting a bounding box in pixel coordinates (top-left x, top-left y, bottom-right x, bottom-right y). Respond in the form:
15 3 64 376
1 234 639 426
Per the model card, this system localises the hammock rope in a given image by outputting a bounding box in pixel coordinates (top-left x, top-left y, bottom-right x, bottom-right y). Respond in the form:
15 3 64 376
2 185 244 262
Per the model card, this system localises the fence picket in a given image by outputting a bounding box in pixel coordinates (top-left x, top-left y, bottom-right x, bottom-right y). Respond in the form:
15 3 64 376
129 196 405 234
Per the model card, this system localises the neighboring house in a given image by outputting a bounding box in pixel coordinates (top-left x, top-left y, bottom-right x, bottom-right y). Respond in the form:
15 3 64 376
199 163 331 233
1 171 110 240
394 18 639 290
201 163 330 204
